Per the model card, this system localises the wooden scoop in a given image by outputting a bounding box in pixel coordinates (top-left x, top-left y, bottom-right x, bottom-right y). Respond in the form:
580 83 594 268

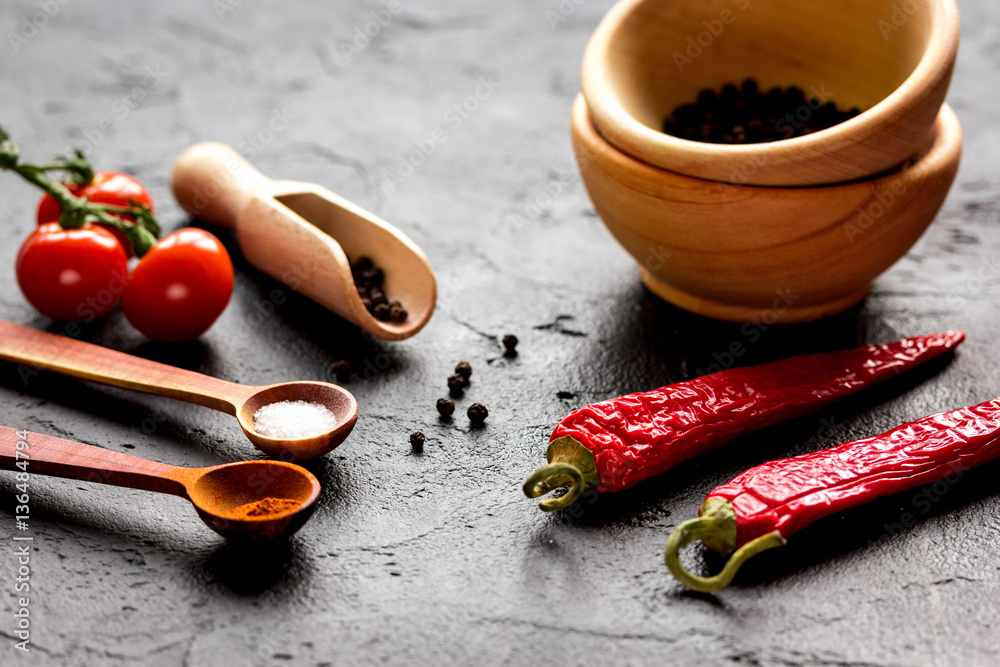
171 142 436 341
0 320 358 461
0 425 321 541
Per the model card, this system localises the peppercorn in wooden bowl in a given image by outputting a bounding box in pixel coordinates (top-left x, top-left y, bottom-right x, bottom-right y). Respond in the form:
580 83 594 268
571 96 962 322
580 0 960 186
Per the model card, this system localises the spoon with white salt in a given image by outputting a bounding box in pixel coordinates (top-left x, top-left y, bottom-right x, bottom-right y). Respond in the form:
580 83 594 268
0 320 358 461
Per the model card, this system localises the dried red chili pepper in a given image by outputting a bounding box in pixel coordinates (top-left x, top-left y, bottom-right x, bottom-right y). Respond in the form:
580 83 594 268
665 397 1000 592
523 331 965 511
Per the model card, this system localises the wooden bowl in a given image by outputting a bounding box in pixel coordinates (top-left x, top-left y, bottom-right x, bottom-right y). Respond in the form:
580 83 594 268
571 95 962 322
581 0 960 186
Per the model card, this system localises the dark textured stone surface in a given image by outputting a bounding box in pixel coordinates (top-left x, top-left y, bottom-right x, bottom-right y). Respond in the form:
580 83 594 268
1 0 998 665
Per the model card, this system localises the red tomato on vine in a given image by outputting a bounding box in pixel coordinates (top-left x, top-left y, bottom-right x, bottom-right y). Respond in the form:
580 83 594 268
36 171 153 257
121 228 234 342
16 223 129 322
5 129 232 340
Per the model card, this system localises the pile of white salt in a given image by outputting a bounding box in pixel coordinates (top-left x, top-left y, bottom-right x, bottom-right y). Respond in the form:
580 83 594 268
253 400 339 439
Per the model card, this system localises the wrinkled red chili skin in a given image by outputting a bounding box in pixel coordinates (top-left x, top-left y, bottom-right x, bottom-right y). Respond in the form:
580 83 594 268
551 331 965 493
710 397 1000 548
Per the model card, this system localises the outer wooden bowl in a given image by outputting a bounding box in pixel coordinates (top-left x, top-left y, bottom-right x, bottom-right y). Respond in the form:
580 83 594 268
571 95 962 322
581 0 960 186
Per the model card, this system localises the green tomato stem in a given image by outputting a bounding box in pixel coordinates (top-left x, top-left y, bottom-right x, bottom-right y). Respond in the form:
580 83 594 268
31 153 95 186
0 126 158 256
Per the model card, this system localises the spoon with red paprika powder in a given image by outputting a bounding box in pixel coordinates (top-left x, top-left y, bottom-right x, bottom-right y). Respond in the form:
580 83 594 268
524 331 965 511
665 396 1000 592
0 425 321 541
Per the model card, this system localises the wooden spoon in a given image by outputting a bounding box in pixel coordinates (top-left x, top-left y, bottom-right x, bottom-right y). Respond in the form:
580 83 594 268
0 425 321 541
0 320 357 461
171 142 437 341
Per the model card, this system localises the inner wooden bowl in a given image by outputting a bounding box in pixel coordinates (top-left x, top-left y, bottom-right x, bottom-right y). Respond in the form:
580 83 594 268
581 0 960 186
571 95 962 322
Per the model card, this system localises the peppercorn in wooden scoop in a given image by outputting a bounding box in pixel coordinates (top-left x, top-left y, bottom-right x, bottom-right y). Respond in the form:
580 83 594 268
171 142 436 341
0 426 321 541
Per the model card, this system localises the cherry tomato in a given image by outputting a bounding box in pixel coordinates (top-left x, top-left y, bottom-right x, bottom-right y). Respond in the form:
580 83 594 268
36 171 153 257
16 223 129 322
121 228 234 342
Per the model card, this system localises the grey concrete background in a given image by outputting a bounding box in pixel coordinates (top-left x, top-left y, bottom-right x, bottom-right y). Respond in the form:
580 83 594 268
0 0 998 665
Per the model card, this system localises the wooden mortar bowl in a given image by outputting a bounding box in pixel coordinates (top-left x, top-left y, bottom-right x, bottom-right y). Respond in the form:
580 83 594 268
571 96 962 322
581 0 960 186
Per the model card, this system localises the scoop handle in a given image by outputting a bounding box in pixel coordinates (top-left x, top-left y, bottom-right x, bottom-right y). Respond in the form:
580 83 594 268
0 425 187 496
171 142 272 230
0 320 253 413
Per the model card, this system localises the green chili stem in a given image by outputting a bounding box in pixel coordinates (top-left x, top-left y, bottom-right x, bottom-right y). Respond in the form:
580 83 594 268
523 463 584 511
664 498 786 593
522 436 601 512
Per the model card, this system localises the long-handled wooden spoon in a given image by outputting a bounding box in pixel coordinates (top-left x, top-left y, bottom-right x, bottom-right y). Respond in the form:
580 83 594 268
171 142 437 341
0 320 357 461
0 425 320 541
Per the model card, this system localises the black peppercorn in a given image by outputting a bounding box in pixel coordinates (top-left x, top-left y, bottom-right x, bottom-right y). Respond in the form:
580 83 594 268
361 267 384 286
697 88 718 109
389 302 408 323
663 78 862 145
436 397 455 417
447 374 465 397
502 334 518 355
454 361 472 381
330 360 353 382
785 86 805 107
409 431 425 452
351 256 373 272
719 82 740 106
467 403 488 425
351 256 404 321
